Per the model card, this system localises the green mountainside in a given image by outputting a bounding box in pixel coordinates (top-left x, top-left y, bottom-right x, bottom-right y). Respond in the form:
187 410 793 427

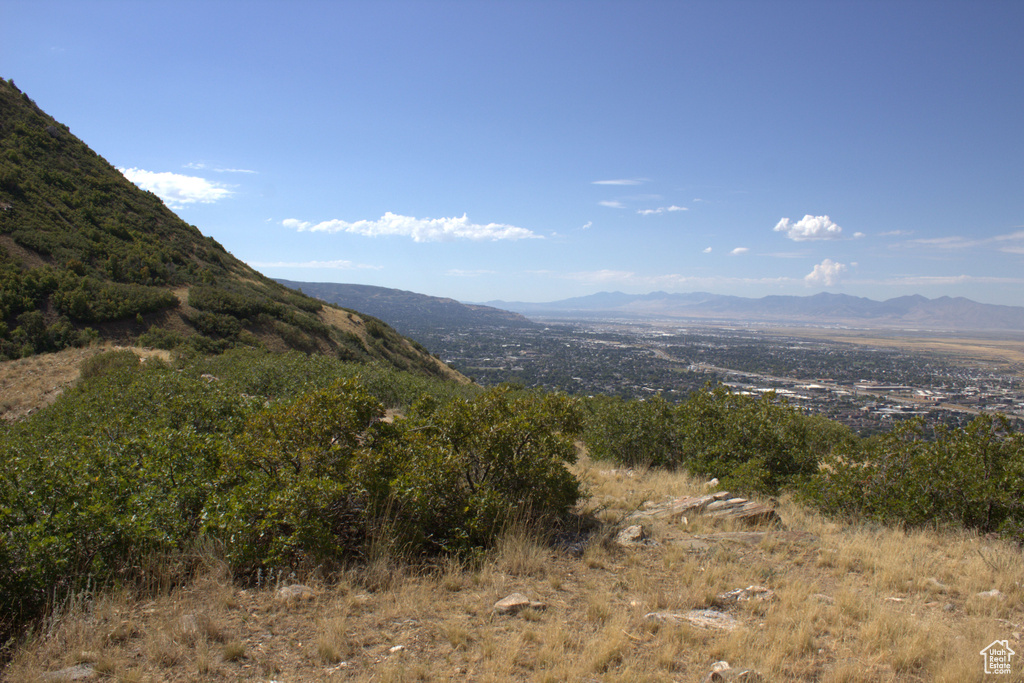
0 78 459 379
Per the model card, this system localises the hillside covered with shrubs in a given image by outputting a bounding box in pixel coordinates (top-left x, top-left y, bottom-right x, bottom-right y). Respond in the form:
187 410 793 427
3 347 1024 650
0 78 455 380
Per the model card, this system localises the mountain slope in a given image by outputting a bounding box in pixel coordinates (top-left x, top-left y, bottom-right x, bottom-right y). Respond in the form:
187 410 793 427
276 280 535 337
488 290 1024 331
0 78 460 380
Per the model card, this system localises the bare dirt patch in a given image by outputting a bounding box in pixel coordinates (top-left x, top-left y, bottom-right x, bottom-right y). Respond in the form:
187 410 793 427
0 344 171 421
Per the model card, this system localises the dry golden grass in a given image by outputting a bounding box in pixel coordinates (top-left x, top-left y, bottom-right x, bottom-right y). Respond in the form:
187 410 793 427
4 457 1023 682
763 326 1024 377
0 344 171 421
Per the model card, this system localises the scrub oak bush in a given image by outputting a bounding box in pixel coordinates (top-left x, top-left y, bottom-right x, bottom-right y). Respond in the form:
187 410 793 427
585 383 851 496
0 347 583 645
801 414 1024 536
363 386 585 556
207 378 385 570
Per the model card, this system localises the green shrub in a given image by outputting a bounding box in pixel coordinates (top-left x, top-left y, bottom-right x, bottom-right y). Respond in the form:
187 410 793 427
801 415 1024 536
139 324 185 350
364 386 585 556
79 349 140 379
207 378 384 570
583 384 852 496
584 394 680 467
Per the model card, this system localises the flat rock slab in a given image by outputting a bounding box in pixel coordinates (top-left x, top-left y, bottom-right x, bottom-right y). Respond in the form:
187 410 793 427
698 531 768 544
715 585 776 605
665 531 767 552
277 584 317 602
629 492 780 527
494 593 547 615
666 537 712 552
645 608 740 631
41 664 97 681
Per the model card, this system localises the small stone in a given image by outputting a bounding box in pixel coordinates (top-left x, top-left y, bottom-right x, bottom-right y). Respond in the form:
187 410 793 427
701 660 764 682
41 664 97 681
646 609 739 631
716 585 776 605
389 645 405 653
615 524 655 547
277 584 316 602
493 593 546 615
976 589 1004 599
705 478 720 489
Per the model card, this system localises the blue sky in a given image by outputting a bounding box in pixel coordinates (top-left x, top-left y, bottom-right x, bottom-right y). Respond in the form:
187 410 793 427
4 0 1023 306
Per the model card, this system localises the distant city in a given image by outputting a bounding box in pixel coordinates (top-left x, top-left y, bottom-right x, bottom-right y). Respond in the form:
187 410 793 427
408 318 1024 435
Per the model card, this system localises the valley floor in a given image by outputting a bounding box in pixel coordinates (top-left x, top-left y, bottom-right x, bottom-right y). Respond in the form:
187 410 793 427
5 459 1023 682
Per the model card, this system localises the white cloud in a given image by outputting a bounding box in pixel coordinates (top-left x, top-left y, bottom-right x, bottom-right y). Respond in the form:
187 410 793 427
703 247 712 253
247 259 382 270
592 178 646 185
598 200 626 209
907 236 973 249
637 205 687 216
903 229 1024 253
282 212 539 242
185 162 257 174
774 214 844 241
447 269 496 277
118 167 232 208
853 232 865 239
804 259 848 286
552 270 797 289
730 247 750 255
563 269 638 283
873 274 1024 286
580 221 593 231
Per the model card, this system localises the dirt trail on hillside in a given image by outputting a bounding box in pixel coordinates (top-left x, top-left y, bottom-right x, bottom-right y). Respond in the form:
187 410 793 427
0 345 170 421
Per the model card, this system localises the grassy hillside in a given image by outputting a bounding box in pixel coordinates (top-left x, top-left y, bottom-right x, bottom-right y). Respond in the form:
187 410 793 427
0 78 459 381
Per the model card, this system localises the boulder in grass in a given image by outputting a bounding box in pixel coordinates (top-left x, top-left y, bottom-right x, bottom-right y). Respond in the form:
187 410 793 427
493 593 547 615
645 608 739 631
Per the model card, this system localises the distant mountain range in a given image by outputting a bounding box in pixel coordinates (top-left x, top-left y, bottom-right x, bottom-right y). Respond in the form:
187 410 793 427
485 291 1024 331
275 281 535 336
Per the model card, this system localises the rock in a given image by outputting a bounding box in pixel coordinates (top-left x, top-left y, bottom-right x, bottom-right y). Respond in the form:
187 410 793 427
701 661 763 682
628 491 780 527
668 537 711 552
715 585 776 606
614 524 657 547
697 531 767 545
277 584 317 602
389 645 405 653
645 609 739 631
493 593 547 615
41 664 97 681
705 478 720 489
976 589 1004 599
